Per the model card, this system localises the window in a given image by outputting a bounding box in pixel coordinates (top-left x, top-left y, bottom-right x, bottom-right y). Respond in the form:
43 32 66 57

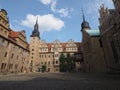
15 64 18 69
99 39 103 47
56 69 58 71
5 31 7 34
39 55 41 58
1 63 6 70
2 21 4 24
2 39 5 46
7 42 10 47
1 28 3 31
4 52 7 57
49 55 50 58
55 54 59 57
30 63 33 66
48 61 50 64
17 55 19 60
1 63 4 70
42 55 43 58
56 61 58 64
9 64 13 70
11 53 14 59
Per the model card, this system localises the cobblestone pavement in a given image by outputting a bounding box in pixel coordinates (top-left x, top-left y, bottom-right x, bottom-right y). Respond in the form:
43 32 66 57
0 72 120 90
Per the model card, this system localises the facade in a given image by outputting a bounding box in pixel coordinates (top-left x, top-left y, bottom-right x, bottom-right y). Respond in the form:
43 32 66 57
99 0 120 72
0 9 30 74
81 11 106 73
30 20 82 72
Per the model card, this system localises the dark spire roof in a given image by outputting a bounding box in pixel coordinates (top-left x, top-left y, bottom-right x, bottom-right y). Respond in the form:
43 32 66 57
81 8 91 31
82 8 85 22
30 18 40 39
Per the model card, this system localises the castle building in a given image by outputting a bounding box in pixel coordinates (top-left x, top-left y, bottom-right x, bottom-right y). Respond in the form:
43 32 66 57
0 9 30 74
30 19 82 72
81 10 106 73
99 0 120 72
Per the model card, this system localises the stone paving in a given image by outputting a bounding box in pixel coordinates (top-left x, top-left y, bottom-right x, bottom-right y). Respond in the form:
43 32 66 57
0 72 120 90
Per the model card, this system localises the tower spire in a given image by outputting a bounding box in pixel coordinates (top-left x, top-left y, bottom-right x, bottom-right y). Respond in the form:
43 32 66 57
36 16 38 25
34 17 39 31
30 17 40 39
81 8 91 31
81 8 85 22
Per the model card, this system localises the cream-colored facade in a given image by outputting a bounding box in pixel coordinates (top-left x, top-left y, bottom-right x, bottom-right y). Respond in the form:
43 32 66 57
99 0 120 72
0 9 30 74
30 21 82 72
30 37 82 72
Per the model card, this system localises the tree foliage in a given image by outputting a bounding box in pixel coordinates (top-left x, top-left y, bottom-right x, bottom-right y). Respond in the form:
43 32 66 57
59 53 75 72
42 65 46 72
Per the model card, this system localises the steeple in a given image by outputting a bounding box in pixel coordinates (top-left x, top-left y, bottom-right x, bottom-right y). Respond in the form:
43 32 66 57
30 18 40 39
34 17 39 31
82 8 85 22
81 8 91 31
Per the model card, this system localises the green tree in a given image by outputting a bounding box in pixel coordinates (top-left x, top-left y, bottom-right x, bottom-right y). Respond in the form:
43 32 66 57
42 65 46 72
59 53 76 72
66 53 75 72
59 53 67 72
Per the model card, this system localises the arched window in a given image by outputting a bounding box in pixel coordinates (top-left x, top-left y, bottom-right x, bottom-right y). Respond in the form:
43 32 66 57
56 61 58 64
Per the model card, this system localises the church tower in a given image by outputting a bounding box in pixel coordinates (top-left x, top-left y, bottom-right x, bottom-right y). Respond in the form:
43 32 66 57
81 9 91 31
112 0 120 12
30 18 40 72
30 18 40 39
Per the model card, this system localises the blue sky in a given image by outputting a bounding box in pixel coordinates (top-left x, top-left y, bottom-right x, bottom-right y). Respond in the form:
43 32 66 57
0 0 114 43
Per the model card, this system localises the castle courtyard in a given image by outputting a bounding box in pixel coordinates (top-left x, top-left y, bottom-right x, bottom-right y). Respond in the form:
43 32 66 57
0 72 120 90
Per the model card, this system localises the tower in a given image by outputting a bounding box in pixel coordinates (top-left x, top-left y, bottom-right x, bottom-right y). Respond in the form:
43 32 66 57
0 9 10 38
30 18 40 39
112 0 120 12
30 18 40 72
81 9 91 31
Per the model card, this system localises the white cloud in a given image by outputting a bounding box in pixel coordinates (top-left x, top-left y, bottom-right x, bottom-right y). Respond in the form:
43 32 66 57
21 14 64 32
40 0 73 17
10 24 23 31
50 1 71 17
39 0 54 5
51 0 57 12
58 8 69 17
84 0 114 29
86 0 114 14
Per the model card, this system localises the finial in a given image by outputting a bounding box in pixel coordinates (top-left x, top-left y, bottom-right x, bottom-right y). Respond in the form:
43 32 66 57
36 16 38 24
81 8 85 22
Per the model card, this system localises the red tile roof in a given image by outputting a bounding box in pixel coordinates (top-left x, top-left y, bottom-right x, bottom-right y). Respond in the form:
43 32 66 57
46 42 81 52
61 43 67 52
8 29 29 51
9 29 20 38
47 43 52 52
